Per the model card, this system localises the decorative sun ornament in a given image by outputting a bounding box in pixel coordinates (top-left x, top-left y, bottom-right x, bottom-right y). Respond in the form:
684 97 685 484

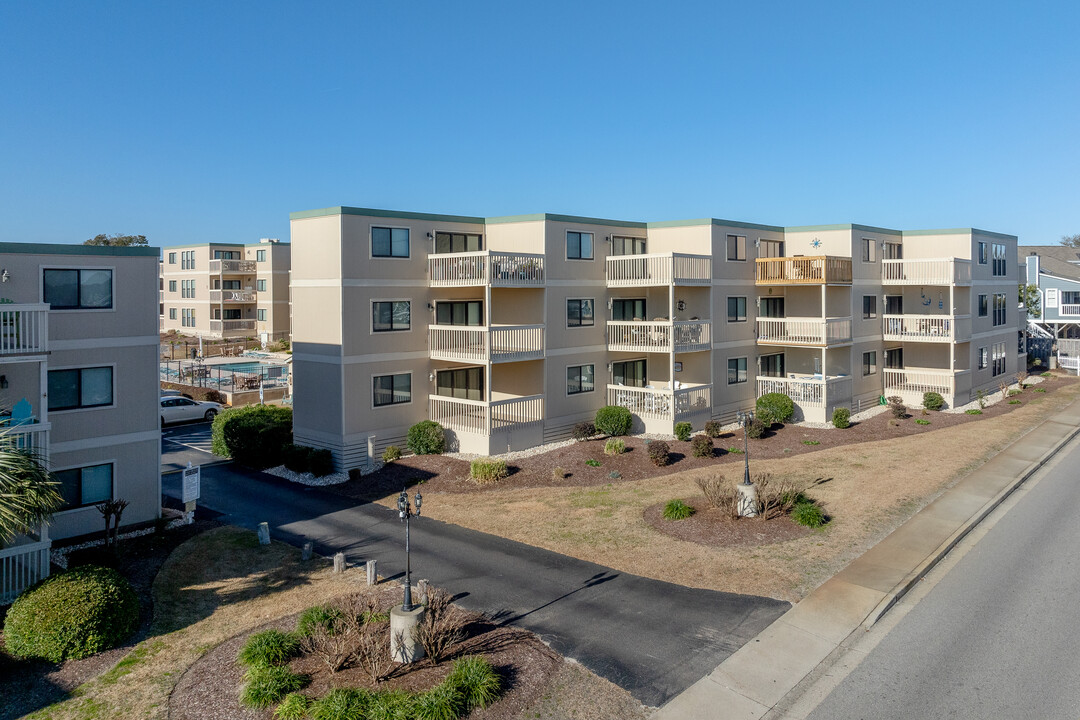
811 238 822 249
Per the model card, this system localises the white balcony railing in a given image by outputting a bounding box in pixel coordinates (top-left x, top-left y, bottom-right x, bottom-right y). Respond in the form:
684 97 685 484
428 252 545 287
606 320 712 353
882 314 971 342
756 256 853 285
606 384 712 421
883 368 968 397
757 375 852 410
756 317 852 346
209 290 257 303
428 394 544 435
1 422 50 457
1059 304 1080 317
428 325 545 363
209 319 257 333
209 259 257 274
881 258 972 286
605 253 711 287
0 529 50 605
0 304 49 356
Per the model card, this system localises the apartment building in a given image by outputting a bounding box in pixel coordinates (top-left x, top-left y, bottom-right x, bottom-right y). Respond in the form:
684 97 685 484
1019 246 1080 339
289 207 1023 470
160 239 291 341
0 242 161 541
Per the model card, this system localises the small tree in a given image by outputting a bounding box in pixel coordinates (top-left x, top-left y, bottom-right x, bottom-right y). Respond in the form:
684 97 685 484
84 234 148 246
1019 283 1041 315
97 498 129 551
0 443 62 545
1060 233 1080 248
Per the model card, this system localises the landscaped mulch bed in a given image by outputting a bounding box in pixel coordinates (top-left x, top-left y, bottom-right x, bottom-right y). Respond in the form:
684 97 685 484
325 374 1069 504
643 495 813 548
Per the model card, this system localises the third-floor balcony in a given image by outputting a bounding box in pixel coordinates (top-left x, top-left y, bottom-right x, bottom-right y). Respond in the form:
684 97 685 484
882 314 971 343
756 256 852 285
881 258 971 286
428 251 544 287
209 290 257 303
756 317 852 346
209 259 257 274
605 253 711 287
428 324 545 363
0 304 49 357
606 320 711 353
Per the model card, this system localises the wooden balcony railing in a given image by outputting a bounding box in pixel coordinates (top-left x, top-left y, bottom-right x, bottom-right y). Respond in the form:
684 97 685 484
882 314 971 342
756 317 852 346
428 252 545 287
755 256 852 285
606 320 711 353
605 253 711 287
881 258 972 285
756 375 852 410
0 304 49 356
209 259 257 274
428 325 544 363
428 394 544 435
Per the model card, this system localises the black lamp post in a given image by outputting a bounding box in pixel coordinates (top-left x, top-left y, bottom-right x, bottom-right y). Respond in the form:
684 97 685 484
396 487 423 612
736 409 754 485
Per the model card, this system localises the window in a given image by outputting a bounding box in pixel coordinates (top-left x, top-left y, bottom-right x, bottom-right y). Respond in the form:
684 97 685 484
181 250 195 269
884 242 903 260
760 353 785 377
43 269 112 310
436 300 483 326
978 294 988 317
181 279 195 298
993 293 1007 326
760 297 785 318
863 295 877 319
48 367 113 411
372 301 411 332
612 359 646 387
436 367 483 400
612 236 646 255
256 279 267 292
992 243 1007 277
168 252 176 264
221 280 241 290
373 373 412 406
758 239 785 258
612 298 645 321
55 463 113 510
728 357 747 384
168 280 177 292
257 309 267 322
213 250 240 259
727 235 746 261
863 351 877 376
168 308 177 320
257 249 266 262
992 342 1006 376
566 231 593 260
885 295 903 315
862 238 877 263
567 299 594 327
372 227 409 258
978 346 988 369
978 241 987 264
222 309 241 320
727 297 747 323
567 364 595 395
435 232 483 253
182 308 195 327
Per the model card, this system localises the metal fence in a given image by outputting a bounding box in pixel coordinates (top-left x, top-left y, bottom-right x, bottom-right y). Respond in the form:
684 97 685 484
160 360 290 391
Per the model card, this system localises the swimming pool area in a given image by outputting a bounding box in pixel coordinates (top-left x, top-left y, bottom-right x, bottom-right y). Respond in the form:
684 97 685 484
160 358 290 390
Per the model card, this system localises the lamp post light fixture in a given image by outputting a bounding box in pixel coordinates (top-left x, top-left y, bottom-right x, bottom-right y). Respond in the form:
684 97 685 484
735 409 754 485
397 487 423 612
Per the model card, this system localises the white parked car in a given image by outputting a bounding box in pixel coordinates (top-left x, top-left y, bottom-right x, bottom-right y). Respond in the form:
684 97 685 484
160 396 223 426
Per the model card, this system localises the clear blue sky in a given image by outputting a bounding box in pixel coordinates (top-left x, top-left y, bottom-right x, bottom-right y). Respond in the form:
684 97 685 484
1 1 1076 248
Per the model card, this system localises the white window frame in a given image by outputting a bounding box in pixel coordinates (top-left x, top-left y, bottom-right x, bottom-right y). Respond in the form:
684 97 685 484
566 298 596 328
372 372 413 409
727 356 748 384
566 231 594 261
370 225 411 259
566 363 596 396
370 299 412 334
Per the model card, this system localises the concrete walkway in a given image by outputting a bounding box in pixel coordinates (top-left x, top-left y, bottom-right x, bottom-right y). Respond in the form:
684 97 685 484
655 399 1080 719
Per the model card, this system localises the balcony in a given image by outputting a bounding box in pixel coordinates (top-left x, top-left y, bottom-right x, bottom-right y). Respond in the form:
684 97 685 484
757 375 852 422
756 317 852 346
209 259 257 274
882 258 971 286
882 314 971 343
1059 304 1080 317
884 368 972 406
209 290 257 303
428 394 544 436
606 320 711 353
209 319 256 335
0 527 50 605
755 256 852 285
428 325 545 363
606 383 712 432
605 253 711 287
428 252 544 287
0 421 50 457
0 304 49 357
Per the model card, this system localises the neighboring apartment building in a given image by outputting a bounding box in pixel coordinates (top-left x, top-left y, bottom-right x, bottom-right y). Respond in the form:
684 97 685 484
289 207 1023 469
160 239 291 341
1020 246 1080 339
0 242 161 541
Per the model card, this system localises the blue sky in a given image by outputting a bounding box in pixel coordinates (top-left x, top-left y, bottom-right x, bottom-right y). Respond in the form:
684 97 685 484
1 1 1076 248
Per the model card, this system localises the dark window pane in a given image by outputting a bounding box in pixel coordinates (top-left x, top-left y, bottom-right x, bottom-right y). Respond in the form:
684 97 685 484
580 299 594 325
567 232 581 259
567 300 581 326
43 270 79 308
81 464 112 504
580 233 593 259
372 227 391 256
47 370 80 410
391 228 409 257
373 302 392 331
55 468 82 508
80 367 112 406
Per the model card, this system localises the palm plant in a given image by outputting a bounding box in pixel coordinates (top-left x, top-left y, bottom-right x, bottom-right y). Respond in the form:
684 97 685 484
0 431 61 545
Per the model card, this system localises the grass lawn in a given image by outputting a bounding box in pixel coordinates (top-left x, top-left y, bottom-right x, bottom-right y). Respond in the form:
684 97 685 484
389 377 1080 603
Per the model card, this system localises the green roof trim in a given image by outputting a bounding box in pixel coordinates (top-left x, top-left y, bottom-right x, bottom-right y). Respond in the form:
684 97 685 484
784 223 902 236
485 212 647 228
162 242 250 251
902 228 1018 241
290 206 485 224
0 242 160 257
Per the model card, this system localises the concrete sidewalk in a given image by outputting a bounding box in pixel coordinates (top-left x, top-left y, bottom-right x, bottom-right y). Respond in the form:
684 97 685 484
655 400 1080 720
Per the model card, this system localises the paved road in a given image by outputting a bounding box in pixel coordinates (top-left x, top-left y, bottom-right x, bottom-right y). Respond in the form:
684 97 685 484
805 436 1080 719
161 421 228 473
162 452 788 707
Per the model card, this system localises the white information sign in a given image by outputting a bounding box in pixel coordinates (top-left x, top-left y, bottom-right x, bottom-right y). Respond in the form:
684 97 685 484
182 463 201 503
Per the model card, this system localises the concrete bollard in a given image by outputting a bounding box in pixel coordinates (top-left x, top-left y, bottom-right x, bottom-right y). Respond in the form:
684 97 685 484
333 552 346 573
301 542 313 562
737 483 759 518
390 605 426 663
366 559 378 586
417 578 429 605
257 522 270 545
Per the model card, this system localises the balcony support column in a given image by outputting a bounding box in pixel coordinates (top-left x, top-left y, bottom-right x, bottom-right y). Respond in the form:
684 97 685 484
484 284 492 436
669 280 676 402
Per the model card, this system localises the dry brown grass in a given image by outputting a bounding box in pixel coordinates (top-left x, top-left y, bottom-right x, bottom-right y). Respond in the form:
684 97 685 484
394 379 1080 603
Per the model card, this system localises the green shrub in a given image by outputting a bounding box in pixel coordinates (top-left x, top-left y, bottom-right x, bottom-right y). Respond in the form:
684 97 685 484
274 692 311 720
368 689 415 720
662 499 694 520
831 407 851 429
469 458 509 484
756 393 794 426
1009 399 1022 405
915 418 931 425
572 421 596 441
604 438 626 455
1042 371 1053 378
746 418 766 439
647 440 670 467
309 688 372 720
238 629 300 668
211 404 294 468
594 406 633 436
381 445 402 463
791 501 827 528
282 444 311 473
296 604 342 637
239 664 309 709
413 683 465 720
802 440 820 445
965 408 983 415
690 434 713 458
609 470 621 479
674 422 692 441
1035 387 1047 393
444 656 502 710
3 565 139 662
407 420 446 455
976 389 987 409
887 396 907 419
704 420 724 438
307 448 335 477
727 446 743 454
922 391 945 411
584 459 601 467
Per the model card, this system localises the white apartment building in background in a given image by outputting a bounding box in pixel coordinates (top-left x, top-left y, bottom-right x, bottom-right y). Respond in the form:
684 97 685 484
289 207 1024 470
160 239 290 342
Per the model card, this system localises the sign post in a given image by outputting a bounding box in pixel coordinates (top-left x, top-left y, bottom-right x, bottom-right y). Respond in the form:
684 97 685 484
182 462 201 524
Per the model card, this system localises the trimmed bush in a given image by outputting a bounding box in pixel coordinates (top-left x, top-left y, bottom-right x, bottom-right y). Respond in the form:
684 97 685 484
382 445 402 463
407 420 446 455
3 565 139 662
413 683 465 720
690 434 713 458
792 501 827 528
584 459 601 467
444 655 502 710
922 391 945 411
756 393 794 426
594 406 633 437
915 419 931 425
647 440 670 467
283 444 311 473
704 420 724 438
674 421 692 441
296 604 342 637
571 421 596 441
469 458 509 484
274 693 311 720
887 396 907 419
604 438 626 455
746 418 766 439
308 449 335 478
240 664 310 710
309 688 372 720
662 499 694 520
832 407 851 429
211 404 294 469
238 629 300 668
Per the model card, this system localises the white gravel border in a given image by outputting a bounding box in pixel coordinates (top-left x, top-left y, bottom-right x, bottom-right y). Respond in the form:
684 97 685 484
51 515 189 570
264 465 350 486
